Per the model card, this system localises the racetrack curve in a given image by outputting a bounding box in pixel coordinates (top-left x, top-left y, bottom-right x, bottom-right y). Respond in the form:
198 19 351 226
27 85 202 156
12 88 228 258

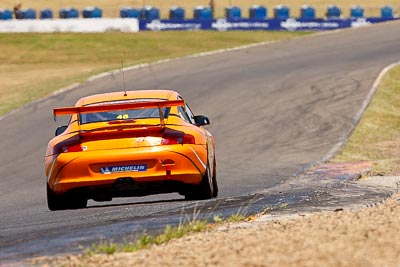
1 21 400 262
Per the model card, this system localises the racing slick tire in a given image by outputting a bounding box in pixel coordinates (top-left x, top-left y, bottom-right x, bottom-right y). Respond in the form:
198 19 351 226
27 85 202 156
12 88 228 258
185 162 215 200
211 160 218 198
47 184 87 211
47 184 64 211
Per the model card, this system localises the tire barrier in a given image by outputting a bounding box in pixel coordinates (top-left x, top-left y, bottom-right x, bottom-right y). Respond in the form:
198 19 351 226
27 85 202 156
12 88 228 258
40 9 53 19
21 8 36 19
225 6 241 20
59 8 79 19
194 6 213 19
120 7 140 18
274 5 290 20
301 5 315 20
0 5 398 33
249 5 267 20
381 6 393 19
169 7 185 20
82 7 102 18
326 5 341 18
1 5 397 21
140 6 160 21
350 6 364 18
0 9 12 20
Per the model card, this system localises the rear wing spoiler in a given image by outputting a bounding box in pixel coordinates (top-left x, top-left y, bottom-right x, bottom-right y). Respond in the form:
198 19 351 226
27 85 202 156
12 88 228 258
53 99 185 127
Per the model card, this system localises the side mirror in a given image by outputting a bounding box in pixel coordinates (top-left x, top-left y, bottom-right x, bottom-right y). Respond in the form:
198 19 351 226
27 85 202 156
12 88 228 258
55 125 68 136
194 115 210 126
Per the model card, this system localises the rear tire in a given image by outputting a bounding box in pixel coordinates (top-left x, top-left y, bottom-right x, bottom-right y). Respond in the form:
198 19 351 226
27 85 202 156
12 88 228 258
185 164 214 200
47 184 87 211
47 184 65 211
211 161 218 198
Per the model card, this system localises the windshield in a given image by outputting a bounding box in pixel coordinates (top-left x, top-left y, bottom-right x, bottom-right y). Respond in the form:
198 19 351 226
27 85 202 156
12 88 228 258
79 99 169 125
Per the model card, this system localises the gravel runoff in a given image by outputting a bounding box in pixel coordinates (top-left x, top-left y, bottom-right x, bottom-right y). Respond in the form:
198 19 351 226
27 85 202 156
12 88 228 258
36 176 400 267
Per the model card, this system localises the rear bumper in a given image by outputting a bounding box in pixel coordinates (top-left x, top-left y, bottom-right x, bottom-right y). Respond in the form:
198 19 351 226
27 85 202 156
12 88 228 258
46 144 207 195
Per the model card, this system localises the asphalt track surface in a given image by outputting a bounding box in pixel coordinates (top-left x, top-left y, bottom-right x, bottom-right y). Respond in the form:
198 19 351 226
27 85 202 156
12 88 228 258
1 21 400 262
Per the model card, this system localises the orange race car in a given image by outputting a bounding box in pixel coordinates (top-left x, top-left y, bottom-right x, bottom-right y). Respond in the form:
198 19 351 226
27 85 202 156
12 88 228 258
45 90 218 211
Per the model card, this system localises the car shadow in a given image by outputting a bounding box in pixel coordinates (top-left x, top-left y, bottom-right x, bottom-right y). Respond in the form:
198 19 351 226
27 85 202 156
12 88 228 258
85 197 187 209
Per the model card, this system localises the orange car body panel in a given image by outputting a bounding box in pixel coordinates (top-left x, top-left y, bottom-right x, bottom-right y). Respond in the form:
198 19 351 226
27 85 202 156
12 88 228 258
45 90 214 197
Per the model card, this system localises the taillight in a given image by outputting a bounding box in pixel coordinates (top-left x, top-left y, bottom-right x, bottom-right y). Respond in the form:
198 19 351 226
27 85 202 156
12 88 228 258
62 144 83 153
53 135 83 155
161 137 179 145
182 134 195 144
161 133 195 145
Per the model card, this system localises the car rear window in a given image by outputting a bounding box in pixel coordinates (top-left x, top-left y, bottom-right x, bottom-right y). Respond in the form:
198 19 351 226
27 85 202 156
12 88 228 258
79 98 169 124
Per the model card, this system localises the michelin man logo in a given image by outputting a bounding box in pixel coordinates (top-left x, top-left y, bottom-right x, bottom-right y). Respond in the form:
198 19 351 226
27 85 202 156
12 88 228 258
212 19 230 31
281 18 339 31
100 167 111 174
281 18 301 31
351 18 371 28
147 20 163 31
212 18 270 31
146 20 201 31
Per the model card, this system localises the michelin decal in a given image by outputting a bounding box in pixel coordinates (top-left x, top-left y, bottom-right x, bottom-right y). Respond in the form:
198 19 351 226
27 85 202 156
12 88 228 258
281 18 340 31
212 19 270 31
144 20 201 31
100 164 147 174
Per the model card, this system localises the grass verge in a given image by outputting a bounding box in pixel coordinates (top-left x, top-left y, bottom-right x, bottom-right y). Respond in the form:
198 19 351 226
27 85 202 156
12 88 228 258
84 212 246 256
332 65 400 175
85 222 209 256
0 31 307 116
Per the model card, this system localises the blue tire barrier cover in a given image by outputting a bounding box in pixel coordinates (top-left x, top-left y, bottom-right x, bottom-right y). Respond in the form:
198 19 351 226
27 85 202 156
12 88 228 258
169 6 185 20
22 8 36 19
225 6 241 20
82 6 102 18
350 6 364 18
301 5 315 20
249 5 267 19
194 6 213 19
326 5 341 18
59 8 79 19
274 5 290 20
0 9 13 20
140 6 160 20
40 8 53 19
120 7 140 18
381 6 393 18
